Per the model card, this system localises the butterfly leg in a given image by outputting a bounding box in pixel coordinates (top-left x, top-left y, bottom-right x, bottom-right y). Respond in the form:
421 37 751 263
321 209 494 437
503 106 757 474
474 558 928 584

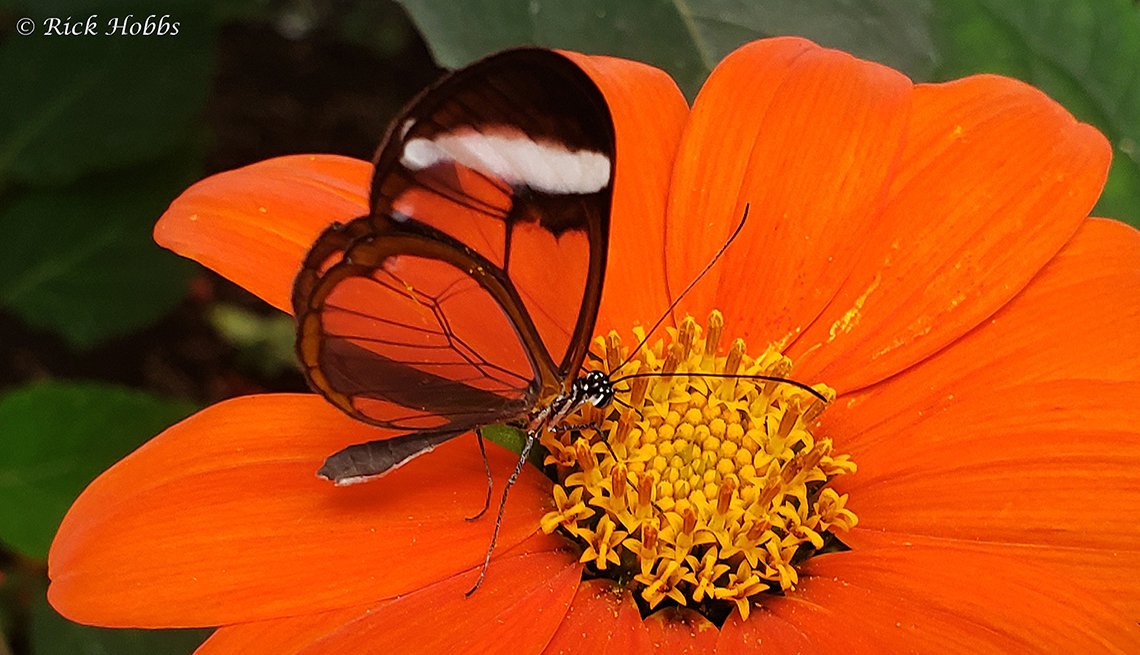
465 428 537 596
465 430 492 522
548 422 602 434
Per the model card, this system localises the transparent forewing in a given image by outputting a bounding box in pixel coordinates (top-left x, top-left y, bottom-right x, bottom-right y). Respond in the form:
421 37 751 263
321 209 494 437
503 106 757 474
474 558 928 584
370 49 615 381
296 227 536 430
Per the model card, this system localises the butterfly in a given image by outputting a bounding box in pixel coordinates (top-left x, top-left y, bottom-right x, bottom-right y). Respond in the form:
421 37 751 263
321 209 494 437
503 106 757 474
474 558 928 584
291 49 831 594
292 49 617 501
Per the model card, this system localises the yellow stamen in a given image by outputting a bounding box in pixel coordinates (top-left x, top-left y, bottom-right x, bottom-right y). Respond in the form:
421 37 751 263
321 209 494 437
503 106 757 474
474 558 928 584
685 547 730 603
714 561 769 620
605 332 623 373
539 312 856 618
703 310 724 359
635 558 688 608
539 486 594 534
575 515 627 570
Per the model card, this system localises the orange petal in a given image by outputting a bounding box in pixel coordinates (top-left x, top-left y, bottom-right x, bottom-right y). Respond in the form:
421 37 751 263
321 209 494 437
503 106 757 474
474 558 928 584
848 530 1140 619
543 579 652 654
48 394 551 627
816 219 1140 614
199 541 579 654
835 376 1140 609
792 75 1111 392
834 379 1140 618
643 607 719 653
154 155 372 313
199 606 364 655
562 52 688 337
666 37 912 348
717 609 814 654
731 546 1140 653
824 218 1140 458
837 380 1140 545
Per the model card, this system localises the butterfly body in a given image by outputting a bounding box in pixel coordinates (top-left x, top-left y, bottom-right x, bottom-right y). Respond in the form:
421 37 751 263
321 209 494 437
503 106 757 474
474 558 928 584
524 369 614 433
316 369 615 487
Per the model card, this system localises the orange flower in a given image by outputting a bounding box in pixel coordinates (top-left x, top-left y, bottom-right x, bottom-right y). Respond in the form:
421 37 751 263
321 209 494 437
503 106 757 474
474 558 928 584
48 37 1140 652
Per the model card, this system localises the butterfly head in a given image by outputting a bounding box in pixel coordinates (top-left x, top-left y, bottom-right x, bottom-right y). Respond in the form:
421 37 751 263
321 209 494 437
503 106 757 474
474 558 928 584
575 370 614 409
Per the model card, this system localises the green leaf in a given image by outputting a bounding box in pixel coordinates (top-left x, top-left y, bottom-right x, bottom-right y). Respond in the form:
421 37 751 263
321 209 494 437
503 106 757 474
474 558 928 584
480 424 545 469
30 578 209 655
338 0 421 58
481 423 528 454
929 0 1140 227
0 8 215 186
397 0 937 98
674 0 938 81
0 161 198 349
208 303 298 377
0 382 196 560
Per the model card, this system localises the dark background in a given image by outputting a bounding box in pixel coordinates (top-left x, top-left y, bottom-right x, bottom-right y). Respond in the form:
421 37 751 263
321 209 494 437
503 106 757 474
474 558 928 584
1 1 439 403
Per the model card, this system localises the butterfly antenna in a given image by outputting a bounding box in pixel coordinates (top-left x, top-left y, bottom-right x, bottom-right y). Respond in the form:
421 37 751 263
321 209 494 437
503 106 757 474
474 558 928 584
614 204 751 373
465 430 492 522
612 395 644 420
612 371 828 404
465 430 537 596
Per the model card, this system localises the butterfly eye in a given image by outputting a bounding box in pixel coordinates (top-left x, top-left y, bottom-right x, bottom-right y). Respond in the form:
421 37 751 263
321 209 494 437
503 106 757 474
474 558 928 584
583 370 614 407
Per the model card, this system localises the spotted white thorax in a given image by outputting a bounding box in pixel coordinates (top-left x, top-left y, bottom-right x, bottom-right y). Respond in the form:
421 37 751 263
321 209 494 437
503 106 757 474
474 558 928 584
524 370 614 436
400 126 612 195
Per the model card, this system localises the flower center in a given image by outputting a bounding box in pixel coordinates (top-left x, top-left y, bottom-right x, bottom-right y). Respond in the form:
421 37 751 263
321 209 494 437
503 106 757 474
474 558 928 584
539 311 858 621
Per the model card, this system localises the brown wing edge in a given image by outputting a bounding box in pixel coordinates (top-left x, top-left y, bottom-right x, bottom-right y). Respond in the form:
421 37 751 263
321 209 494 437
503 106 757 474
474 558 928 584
292 216 379 421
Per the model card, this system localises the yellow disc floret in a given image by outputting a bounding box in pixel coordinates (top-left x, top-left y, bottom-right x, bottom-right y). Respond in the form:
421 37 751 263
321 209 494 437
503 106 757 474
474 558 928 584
540 311 857 620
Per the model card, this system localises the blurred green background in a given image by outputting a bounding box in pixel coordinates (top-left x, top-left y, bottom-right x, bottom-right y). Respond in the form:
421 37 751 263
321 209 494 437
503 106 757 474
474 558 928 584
0 1 1137 652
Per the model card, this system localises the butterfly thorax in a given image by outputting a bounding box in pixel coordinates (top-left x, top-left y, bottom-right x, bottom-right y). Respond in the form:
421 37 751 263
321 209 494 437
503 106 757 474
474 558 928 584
526 370 613 433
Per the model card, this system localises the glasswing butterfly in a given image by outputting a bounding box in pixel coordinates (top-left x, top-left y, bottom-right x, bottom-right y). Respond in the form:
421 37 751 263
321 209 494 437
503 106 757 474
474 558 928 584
292 48 618 581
